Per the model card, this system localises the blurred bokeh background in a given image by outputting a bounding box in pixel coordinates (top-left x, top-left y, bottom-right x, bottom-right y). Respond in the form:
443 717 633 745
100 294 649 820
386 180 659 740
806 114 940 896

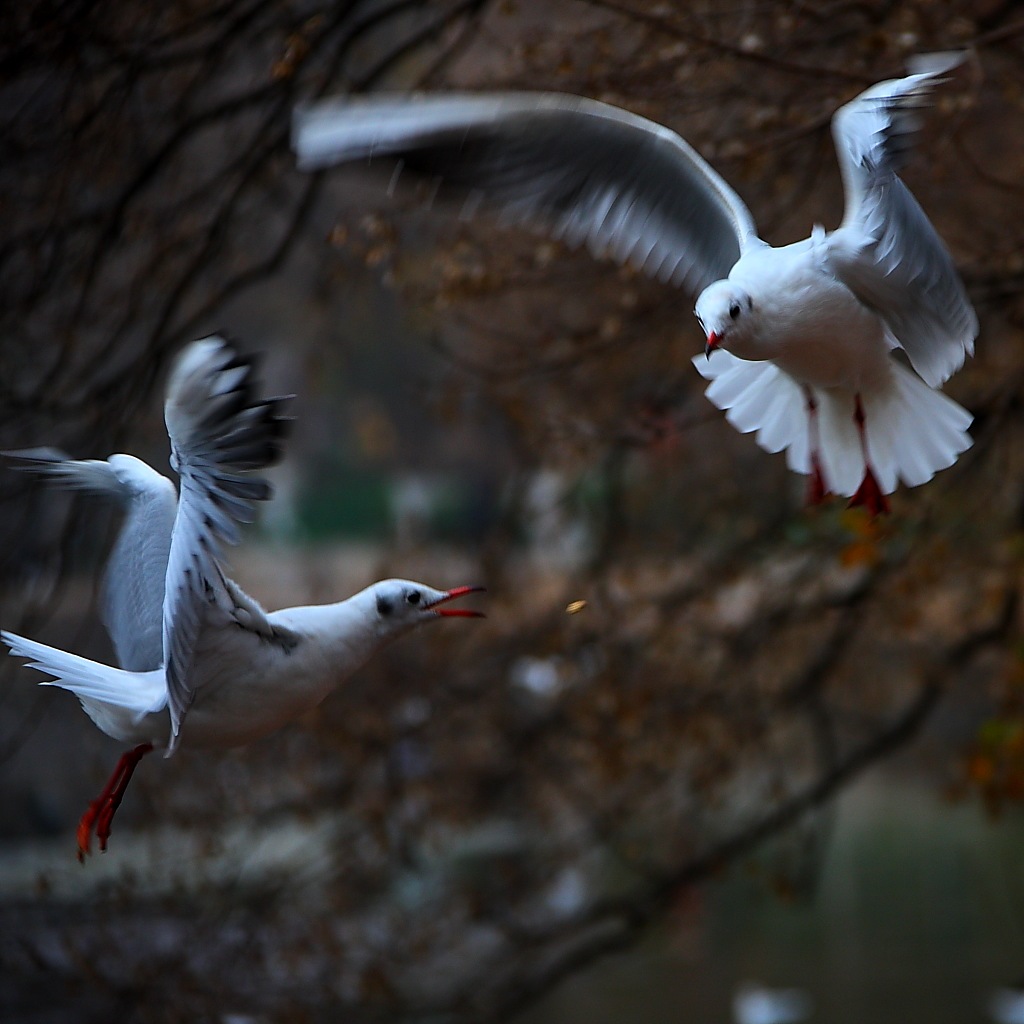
1 2 1023 1022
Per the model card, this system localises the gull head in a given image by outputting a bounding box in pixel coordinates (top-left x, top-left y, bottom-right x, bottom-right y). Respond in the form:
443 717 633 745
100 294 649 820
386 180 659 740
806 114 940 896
694 281 755 358
370 579 486 635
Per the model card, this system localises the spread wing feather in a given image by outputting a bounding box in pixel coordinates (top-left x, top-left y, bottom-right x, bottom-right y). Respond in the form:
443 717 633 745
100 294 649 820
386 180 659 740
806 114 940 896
161 336 291 751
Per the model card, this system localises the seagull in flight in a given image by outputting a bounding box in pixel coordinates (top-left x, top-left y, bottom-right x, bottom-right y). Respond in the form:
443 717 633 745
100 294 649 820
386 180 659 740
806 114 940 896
292 53 977 514
2 336 484 859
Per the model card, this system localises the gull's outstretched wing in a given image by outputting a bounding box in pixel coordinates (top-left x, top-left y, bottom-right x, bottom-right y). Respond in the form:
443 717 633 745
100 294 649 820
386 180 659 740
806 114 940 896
162 336 290 751
293 91 762 296
827 53 977 387
3 448 177 672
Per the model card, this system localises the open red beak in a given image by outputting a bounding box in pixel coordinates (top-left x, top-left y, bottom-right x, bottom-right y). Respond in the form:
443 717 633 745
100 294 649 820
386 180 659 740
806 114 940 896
705 331 720 359
426 585 486 618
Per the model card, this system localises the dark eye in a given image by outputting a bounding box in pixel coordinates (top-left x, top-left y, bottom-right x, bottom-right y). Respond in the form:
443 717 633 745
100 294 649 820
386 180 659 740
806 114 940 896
376 594 393 616
406 591 421 605
729 302 741 320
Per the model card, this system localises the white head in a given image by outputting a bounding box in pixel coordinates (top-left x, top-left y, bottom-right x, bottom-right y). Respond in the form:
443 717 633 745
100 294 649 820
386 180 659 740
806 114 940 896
368 579 485 636
694 281 755 356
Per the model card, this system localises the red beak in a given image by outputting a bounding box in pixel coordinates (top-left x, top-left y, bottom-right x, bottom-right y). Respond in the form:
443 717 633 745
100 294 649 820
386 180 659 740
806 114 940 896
426 585 486 618
705 332 720 359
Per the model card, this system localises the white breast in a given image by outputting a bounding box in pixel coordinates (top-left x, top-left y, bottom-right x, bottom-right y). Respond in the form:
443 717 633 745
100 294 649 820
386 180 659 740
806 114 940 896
733 244 892 392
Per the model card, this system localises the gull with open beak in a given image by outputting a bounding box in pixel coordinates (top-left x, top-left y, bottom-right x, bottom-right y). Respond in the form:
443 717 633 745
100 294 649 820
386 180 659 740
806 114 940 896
2 336 484 859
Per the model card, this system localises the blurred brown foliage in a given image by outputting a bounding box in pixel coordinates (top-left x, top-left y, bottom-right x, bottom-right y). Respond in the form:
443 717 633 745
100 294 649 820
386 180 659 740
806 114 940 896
1 1 1024 1022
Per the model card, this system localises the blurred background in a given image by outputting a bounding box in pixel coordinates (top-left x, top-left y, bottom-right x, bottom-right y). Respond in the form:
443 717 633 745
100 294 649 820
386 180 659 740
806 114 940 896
1 1 1023 1021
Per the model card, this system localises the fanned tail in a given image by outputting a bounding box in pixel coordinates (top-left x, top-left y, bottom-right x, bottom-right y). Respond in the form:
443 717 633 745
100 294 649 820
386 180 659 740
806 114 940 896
845 360 973 495
693 352 812 474
694 353 972 497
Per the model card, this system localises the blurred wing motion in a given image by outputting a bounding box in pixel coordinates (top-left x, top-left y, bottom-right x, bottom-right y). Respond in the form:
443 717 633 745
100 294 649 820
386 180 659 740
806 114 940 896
293 91 762 295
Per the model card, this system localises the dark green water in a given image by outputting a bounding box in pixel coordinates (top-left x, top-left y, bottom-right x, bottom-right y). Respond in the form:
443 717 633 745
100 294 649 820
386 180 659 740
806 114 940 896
519 773 1024 1024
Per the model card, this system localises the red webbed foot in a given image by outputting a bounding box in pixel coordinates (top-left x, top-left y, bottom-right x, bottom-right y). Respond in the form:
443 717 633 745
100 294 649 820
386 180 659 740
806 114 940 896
76 742 154 861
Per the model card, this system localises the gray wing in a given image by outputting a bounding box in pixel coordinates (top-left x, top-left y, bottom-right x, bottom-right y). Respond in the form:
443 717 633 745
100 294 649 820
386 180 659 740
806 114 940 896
3 448 177 671
293 91 762 296
826 53 977 387
162 336 291 751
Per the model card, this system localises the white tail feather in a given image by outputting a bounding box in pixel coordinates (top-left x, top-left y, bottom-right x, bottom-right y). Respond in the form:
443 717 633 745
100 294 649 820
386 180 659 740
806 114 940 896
694 353 971 496
1 631 166 740
865 361 973 490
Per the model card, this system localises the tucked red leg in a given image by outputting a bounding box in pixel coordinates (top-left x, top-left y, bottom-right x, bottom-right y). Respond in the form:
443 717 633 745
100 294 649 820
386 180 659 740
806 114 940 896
804 388 829 506
849 395 891 517
77 742 153 861
807 452 828 506
850 469 890 517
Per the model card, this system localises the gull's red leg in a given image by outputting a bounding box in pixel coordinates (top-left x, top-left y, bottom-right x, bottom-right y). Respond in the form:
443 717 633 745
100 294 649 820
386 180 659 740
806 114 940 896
848 395 890 517
804 388 828 506
77 742 153 861
807 452 828 506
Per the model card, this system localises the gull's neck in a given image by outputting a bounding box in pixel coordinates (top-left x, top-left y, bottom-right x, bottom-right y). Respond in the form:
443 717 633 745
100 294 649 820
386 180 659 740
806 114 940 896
275 586 384 652
268 585 426 698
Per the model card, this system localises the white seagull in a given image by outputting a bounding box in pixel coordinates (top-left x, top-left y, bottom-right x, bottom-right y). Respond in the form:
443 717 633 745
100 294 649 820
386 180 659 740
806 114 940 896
2 336 484 859
292 53 977 515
